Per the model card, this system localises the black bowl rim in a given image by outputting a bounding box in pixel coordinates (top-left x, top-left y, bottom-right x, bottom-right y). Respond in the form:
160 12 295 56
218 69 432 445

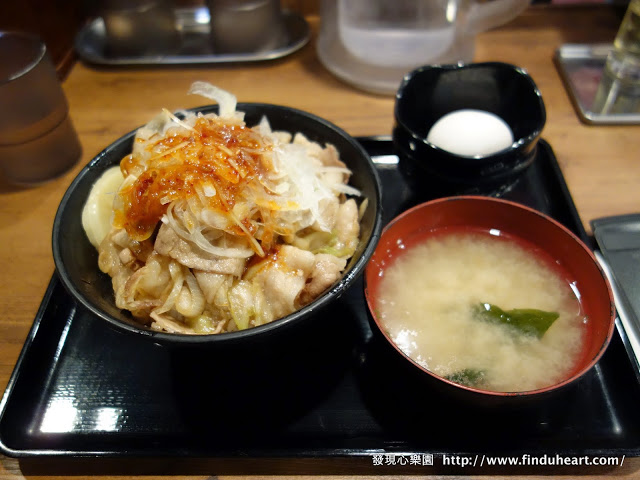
52 102 383 345
364 195 616 399
394 61 547 163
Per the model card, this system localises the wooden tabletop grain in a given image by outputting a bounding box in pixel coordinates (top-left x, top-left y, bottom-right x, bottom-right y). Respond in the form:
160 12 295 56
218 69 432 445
1 4 639 479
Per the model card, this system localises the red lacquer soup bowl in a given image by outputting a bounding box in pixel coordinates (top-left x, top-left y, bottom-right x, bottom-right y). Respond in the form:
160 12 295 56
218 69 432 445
364 196 615 405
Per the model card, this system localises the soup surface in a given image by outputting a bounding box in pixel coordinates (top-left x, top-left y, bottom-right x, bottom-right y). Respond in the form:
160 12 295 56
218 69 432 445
375 228 586 392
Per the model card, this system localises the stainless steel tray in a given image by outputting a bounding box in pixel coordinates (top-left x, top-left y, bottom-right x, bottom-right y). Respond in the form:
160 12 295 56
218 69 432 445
74 7 310 66
593 217 640 385
554 43 640 125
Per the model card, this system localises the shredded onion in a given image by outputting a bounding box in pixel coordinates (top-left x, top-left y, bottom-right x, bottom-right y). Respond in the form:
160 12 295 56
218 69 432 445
161 109 198 134
331 183 362 197
155 261 185 314
176 269 205 317
163 202 254 259
188 81 237 118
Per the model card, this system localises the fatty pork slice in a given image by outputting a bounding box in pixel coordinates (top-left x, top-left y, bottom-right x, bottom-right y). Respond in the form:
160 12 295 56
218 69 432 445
256 245 315 319
228 245 316 330
154 223 246 276
193 270 233 307
98 228 161 316
335 198 360 256
299 253 347 306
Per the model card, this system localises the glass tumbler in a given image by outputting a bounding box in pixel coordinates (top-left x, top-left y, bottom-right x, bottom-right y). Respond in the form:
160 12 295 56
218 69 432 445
608 0 640 83
0 31 81 185
591 0 640 115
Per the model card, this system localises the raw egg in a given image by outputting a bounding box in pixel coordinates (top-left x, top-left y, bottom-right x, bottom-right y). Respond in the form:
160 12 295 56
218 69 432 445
426 109 514 157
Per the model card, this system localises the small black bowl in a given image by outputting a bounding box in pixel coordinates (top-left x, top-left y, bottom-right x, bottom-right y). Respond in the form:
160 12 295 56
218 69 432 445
53 103 383 347
393 62 546 196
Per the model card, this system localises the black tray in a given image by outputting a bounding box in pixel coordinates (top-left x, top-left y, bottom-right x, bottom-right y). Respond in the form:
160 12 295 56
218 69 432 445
1 137 639 475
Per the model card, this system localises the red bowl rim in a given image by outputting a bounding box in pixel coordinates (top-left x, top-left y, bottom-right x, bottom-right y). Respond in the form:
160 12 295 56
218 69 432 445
364 195 616 398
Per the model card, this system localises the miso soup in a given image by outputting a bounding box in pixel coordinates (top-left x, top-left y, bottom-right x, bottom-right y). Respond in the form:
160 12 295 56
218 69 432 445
375 228 587 392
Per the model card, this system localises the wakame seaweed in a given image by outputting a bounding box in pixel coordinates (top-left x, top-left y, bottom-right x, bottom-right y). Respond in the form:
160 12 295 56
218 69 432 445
444 369 486 387
474 303 559 338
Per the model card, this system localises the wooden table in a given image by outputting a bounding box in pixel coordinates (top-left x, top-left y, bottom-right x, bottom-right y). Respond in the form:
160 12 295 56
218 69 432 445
1 4 639 479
